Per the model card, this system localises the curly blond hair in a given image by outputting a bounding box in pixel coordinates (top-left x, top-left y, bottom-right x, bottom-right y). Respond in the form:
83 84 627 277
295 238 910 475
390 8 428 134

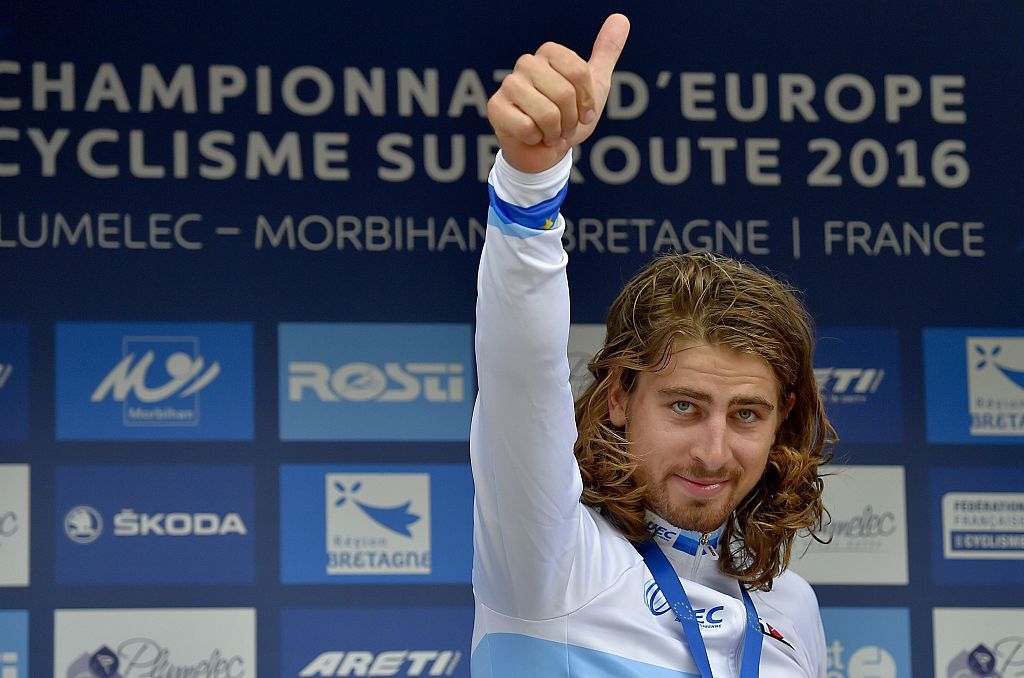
573 251 835 591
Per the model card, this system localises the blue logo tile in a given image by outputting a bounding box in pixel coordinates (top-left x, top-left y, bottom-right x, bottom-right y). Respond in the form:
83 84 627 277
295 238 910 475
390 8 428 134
815 328 902 443
0 323 30 440
821 607 911 677
0 610 28 678
55 464 255 584
925 328 1024 444
279 323 473 441
280 464 472 583
281 607 472 677
56 322 253 440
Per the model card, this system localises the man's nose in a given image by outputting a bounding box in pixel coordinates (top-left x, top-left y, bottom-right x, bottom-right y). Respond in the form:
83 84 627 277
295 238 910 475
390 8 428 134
691 417 730 472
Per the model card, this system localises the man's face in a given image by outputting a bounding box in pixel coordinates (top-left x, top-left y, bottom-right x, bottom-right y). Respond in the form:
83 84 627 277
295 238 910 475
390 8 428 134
607 339 790 534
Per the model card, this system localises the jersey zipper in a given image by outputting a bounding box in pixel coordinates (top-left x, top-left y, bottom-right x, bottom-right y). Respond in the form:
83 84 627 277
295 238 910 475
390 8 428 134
689 532 712 579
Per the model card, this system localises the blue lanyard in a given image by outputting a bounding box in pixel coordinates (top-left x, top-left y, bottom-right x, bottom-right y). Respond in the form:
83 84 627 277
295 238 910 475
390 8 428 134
636 538 762 678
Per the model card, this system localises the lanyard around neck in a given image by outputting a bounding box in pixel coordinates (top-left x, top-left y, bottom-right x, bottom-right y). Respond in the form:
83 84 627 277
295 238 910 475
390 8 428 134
636 538 763 678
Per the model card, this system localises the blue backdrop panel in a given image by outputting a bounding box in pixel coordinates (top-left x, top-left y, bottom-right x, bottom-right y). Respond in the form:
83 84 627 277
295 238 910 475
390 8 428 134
1 1 1023 676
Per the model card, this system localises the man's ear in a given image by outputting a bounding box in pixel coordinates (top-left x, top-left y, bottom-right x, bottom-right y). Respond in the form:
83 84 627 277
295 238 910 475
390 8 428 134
607 368 628 427
782 392 796 421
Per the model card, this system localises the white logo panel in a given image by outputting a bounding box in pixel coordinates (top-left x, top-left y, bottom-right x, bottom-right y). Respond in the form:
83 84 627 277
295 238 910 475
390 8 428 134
567 324 605 400
933 608 1024 677
790 465 908 585
325 473 431 575
0 464 29 587
54 608 256 678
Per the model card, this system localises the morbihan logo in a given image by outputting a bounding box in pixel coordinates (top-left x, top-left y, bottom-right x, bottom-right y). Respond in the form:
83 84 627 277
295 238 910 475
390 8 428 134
0 363 12 390
92 351 220 403
643 579 725 628
289 362 464 403
967 337 1024 436
827 642 897 678
64 505 103 544
298 650 461 677
814 367 885 404
90 337 221 427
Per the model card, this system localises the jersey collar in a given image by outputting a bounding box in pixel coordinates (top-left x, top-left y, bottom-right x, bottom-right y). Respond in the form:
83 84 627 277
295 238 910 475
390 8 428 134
644 510 725 556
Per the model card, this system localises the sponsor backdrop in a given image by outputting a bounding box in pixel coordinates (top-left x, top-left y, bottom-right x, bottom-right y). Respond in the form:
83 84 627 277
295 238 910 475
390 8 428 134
1 2 1022 675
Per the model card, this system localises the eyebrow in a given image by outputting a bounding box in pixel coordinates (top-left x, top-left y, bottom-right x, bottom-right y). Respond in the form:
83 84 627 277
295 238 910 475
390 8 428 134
656 386 775 411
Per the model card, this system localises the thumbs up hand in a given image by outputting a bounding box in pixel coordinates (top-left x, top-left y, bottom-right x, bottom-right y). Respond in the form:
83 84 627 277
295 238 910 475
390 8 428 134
487 14 630 174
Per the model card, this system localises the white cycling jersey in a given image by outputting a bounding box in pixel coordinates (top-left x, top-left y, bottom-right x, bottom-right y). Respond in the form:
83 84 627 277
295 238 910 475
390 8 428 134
470 151 826 677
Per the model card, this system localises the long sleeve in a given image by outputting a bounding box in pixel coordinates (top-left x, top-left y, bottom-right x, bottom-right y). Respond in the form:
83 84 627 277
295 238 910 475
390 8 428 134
470 150 588 619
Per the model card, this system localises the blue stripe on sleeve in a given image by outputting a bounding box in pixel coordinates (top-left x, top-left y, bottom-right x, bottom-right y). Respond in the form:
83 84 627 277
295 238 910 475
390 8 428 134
487 181 568 231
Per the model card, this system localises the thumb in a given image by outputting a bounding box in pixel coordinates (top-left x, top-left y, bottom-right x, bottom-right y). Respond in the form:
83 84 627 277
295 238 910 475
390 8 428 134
588 14 630 82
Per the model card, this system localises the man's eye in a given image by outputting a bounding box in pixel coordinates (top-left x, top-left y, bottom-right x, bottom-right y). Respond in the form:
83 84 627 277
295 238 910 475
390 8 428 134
671 401 694 414
736 409 758 422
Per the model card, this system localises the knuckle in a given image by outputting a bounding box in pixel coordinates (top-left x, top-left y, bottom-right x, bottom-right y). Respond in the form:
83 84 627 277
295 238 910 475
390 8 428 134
514 53 535 71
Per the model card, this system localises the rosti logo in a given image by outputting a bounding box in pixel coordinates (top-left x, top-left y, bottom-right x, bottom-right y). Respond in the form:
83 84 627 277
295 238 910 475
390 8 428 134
289 362 464 403
298 650 461 677
0 363 12 390
967 337 1024 436
814 367 885 404
91 337 220 426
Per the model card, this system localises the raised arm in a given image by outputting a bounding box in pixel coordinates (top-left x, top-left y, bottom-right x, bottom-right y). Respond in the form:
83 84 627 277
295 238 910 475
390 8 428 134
471 15 629 619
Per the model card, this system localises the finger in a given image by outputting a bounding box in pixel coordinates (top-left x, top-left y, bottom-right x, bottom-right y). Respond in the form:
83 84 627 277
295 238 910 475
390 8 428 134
539 43 594 136
588 13 630 83
488 90 544 146
502 66 567 146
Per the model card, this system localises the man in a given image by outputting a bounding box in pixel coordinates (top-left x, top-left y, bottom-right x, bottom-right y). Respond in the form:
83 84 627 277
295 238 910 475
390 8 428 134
471 14 833 677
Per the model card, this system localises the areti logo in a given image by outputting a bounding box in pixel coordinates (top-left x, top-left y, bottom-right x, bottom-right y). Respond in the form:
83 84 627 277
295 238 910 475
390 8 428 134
289 362 464 403
814 367 885 403
0 363 12 391
947 637 1024 677
333 481 420 537
67 640 246 678
298 650 461 677
64 505 103 544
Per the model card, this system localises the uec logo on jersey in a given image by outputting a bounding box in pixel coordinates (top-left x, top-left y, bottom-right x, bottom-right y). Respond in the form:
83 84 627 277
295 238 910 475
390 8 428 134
644 580 724 626
289 362 464 403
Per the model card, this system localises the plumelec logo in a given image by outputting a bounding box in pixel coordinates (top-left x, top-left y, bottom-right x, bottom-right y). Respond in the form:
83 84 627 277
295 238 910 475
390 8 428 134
0 322 29 440
55 608 255 678
278 324 473 441
55 465 255 584
56 323 253 440
280 465 473 584
281 608 472 677
814 329 901 443
933 608 1024 677
924 329 1024 443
